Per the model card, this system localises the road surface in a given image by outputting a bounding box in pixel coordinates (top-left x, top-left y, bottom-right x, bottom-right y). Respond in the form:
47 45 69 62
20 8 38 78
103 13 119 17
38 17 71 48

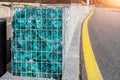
82 7 120 80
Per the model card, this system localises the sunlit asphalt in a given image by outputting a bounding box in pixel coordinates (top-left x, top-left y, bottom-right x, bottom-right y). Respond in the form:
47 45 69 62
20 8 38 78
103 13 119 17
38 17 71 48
82 7 120 80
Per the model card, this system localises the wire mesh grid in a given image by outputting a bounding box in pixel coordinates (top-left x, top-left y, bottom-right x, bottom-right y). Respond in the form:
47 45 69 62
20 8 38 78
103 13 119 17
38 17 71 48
11 6 66 80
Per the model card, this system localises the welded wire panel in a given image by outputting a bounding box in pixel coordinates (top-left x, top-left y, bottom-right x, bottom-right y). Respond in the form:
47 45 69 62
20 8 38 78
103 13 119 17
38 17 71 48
11 7 63 79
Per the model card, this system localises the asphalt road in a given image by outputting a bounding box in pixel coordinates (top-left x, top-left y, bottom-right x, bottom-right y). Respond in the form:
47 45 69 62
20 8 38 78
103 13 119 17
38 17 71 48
82 7 120 80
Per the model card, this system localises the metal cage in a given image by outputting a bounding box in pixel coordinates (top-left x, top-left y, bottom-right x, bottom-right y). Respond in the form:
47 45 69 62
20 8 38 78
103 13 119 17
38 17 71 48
11 6 66 80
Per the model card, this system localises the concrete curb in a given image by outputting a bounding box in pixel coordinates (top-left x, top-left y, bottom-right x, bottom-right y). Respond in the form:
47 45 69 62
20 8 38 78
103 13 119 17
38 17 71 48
62 6 91 80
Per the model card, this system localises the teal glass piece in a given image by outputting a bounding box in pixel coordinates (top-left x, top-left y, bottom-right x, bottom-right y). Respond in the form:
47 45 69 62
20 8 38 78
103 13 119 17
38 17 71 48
18 40 26 50
46 63 51 73
12 19 20 29
31 8 37 18
12 19 16 29
13 51 21 61
14 10 21 18
58 62 62 73
37 52 41 62
12 62 17 72
26 41 32 51
41 9 46 18
18 19 26 29
54 43 62 53
47 73 52 78
37 30 41 40
26 19 31 29
31 63 39 72
51 19 62 29
50 8 57 19
39 30 47 40
22 62 27 72
47 31 52 40
26 62 31 72
58 31 62 41
31 52 37 61
56 8 62 18
22 8 31 18
31 19 37 29
46 8 51 19
14 30 20 38
36 19 42 29
51 52 57 62
41 41 47 51
46 19 52 29
41 63 46 72
36 73 41 78
25 52 32 61
41 52 47 62
25 30 31 40
51 30 62 41
12 41 21 50
37 9 42 19
49 42 58 50
22 73 27 77
41 74 46 78
16 73 21 76
33 42 41 51
41 19 47 29
20 9 26 18
26 73 32 77
31 30 38 40
52 63 57 73
46 52 51 62
12 7 63 79
20 30 26 40
58 53 62 62
21 52 26 61
17 62 22 72
52 31 58 40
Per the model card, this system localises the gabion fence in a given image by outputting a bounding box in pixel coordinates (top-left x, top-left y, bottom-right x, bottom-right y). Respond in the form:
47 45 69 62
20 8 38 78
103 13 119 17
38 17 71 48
11 6 65 80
